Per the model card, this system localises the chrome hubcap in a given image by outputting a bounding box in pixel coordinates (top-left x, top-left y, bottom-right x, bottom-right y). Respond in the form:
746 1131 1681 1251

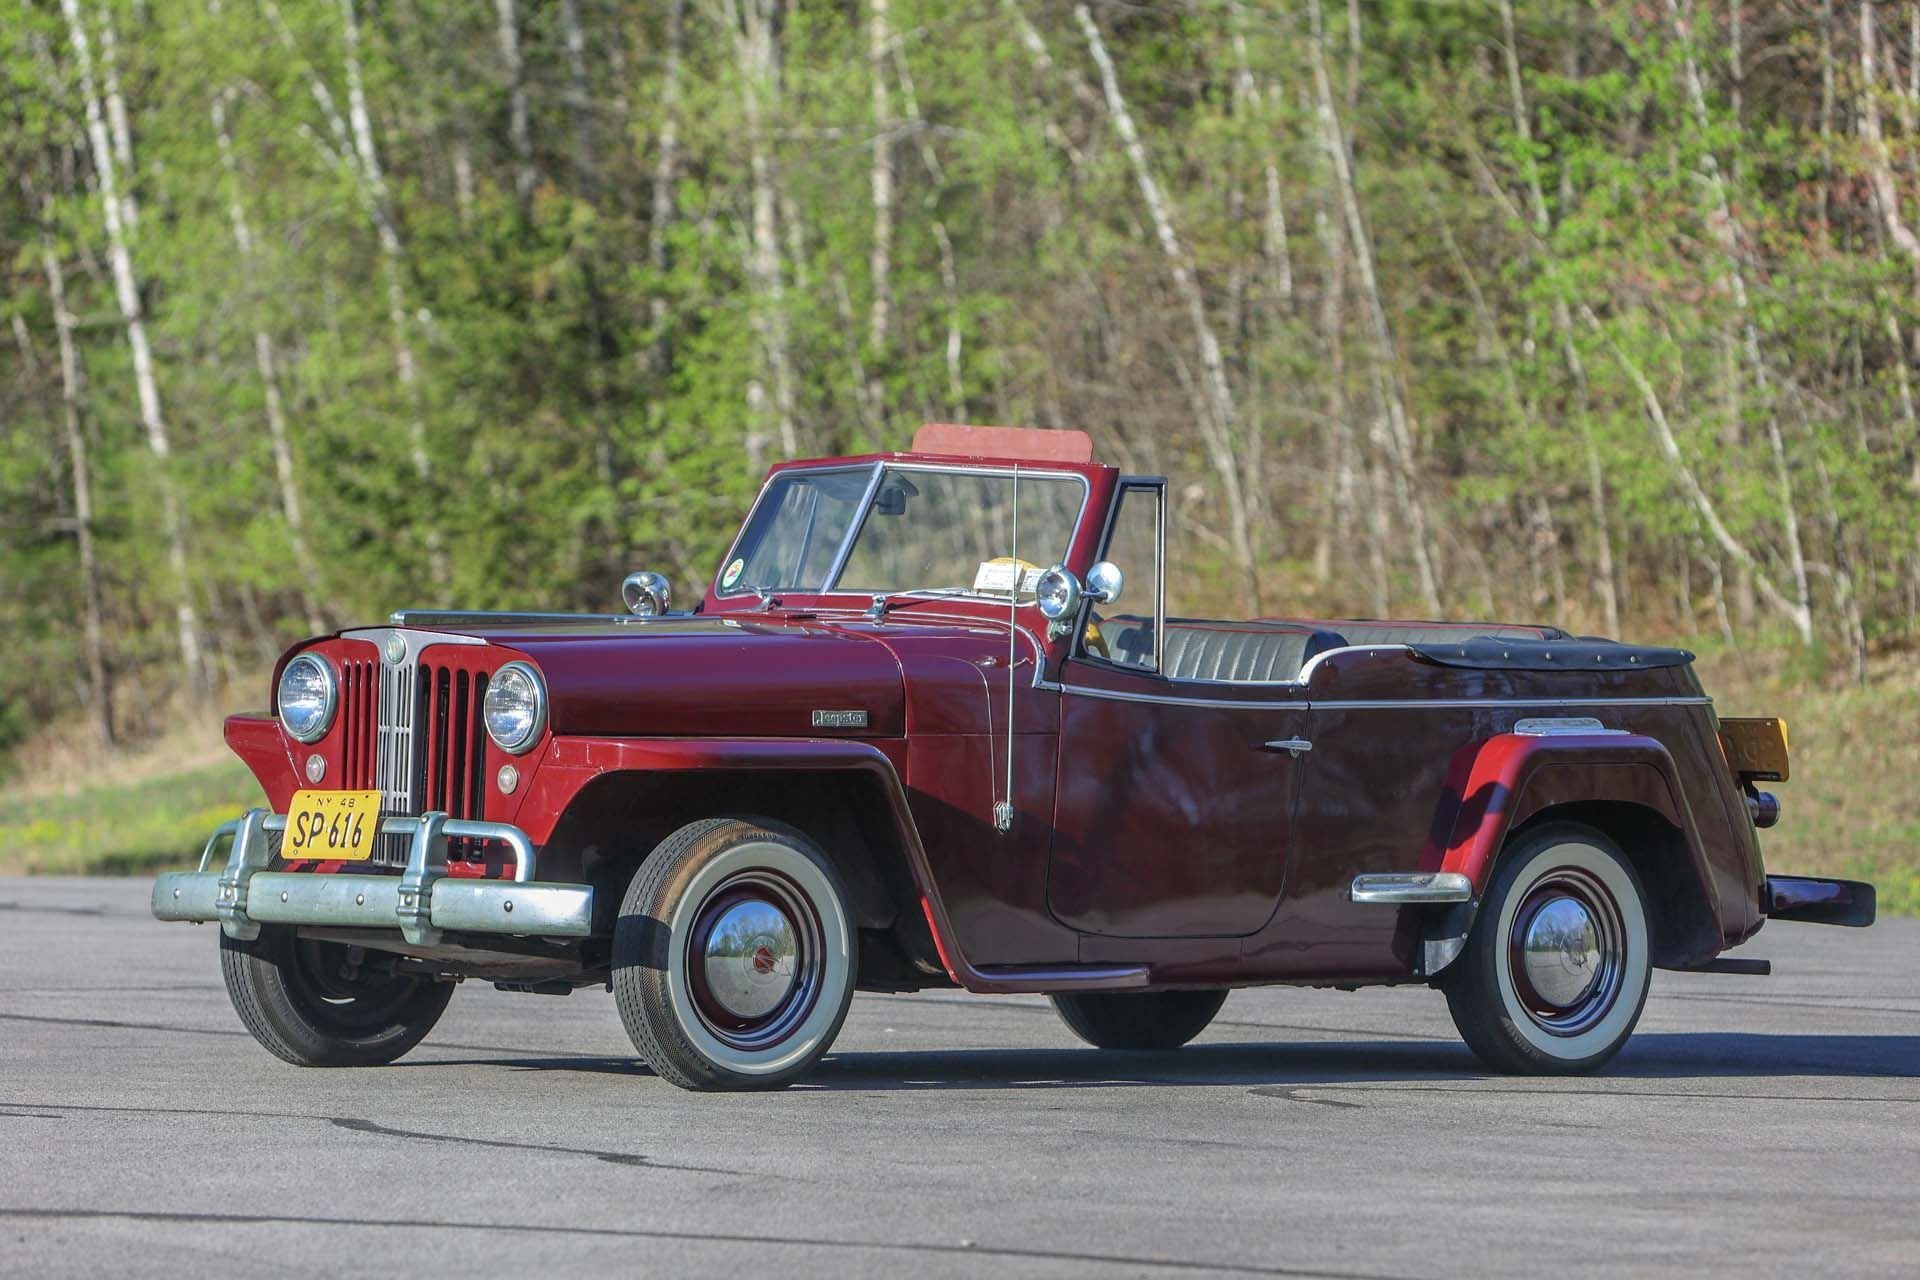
684 870 826 1051
1507 867 1626 1037
1520 896 1601 1008
700 899 800 1019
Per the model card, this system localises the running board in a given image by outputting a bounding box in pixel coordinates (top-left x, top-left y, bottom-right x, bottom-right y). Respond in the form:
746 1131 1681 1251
967 964 1150 993
1676 957 1773 976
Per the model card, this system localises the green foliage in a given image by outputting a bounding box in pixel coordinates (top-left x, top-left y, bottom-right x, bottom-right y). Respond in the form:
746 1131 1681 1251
2 0 1918 754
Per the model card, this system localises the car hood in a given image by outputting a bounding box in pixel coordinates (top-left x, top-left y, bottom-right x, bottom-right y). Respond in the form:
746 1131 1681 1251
409 615 912 738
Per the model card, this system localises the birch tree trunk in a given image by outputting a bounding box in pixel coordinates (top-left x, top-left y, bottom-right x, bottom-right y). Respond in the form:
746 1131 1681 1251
647 0 686 374
1306 0 1441 614
868 0 894 358
493 0 537 205
886 33 966 418
60 0 207 697
1664 0 1813 644
726 0 800 458
214 92 326 633
1076 2 1261 608
40 219 114 746
1496 0 1621 636
271 0 445 582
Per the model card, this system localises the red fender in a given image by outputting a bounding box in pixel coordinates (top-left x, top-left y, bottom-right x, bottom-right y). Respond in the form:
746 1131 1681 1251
1423 731 1723 937
519 734 1044 991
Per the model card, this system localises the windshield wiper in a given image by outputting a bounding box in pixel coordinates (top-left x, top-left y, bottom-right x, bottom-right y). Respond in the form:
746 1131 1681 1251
867 587 1012 621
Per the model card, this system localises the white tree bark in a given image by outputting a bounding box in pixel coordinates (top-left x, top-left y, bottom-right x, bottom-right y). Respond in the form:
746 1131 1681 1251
96 4 137 233
1497 0 1620 635
214 91 326 633
60 0 206 696
559 0 598 201
867 0 894 356
39 215 114 746
492 0 537 204
1075 2 1260 606
1306 0 1441 613
647 0 686 373
1664 0 1812 644
724 0 800 458
886 31 966 417
269 0 443 580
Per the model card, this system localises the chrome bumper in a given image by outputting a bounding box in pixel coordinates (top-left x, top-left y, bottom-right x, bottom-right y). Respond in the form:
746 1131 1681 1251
151 808 594 946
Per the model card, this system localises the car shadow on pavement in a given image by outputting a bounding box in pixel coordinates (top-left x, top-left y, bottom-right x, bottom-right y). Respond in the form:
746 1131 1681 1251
401 1032 1919 1090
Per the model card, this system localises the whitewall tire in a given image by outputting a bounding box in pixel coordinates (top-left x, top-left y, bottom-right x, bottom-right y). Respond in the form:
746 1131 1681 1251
1443 822 1651 1074
613 818 857 1091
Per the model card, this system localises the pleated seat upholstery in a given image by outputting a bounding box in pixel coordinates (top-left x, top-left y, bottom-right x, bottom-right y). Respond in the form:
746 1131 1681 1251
1101 617 1567 683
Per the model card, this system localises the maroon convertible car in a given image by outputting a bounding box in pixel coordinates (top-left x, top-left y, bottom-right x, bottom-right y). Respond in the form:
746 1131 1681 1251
154 423 1874 1090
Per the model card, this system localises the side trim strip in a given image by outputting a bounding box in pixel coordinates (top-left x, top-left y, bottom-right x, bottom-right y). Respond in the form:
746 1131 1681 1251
1310 696 1712 711
1048 682 1711 711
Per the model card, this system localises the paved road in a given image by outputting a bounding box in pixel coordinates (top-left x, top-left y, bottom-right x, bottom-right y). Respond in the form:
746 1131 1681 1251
1 877 1915 1278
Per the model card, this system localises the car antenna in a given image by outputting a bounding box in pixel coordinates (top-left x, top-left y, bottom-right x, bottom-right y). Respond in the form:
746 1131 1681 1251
994 467 1018 834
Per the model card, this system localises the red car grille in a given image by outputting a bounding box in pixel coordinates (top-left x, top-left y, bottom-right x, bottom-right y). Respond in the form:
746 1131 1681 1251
339 657 379 789
325 647 493 868
414 661 492 854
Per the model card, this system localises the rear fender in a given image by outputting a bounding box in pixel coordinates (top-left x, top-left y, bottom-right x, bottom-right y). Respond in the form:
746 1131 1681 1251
1418 732 1724 970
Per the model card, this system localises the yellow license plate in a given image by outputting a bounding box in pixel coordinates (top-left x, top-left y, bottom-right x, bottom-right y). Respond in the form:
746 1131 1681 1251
284 789 383 861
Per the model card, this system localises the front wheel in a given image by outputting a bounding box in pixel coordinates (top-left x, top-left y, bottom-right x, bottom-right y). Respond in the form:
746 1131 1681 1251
219 926 452 1067
613 818 858 1091
1443 822 1651 1074
1051 989 1228 1050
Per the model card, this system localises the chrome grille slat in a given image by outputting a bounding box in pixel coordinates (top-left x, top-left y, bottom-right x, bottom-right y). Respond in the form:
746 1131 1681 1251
375 655 417 866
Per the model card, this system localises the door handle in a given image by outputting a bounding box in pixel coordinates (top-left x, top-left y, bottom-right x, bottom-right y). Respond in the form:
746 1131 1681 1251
1262 738 1312 757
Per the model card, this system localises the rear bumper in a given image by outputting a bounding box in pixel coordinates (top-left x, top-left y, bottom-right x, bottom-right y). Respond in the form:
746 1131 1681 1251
1763 875 1876 928
151 808 593 945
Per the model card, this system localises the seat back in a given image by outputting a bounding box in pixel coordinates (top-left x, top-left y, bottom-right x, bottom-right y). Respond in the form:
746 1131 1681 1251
1102 619 1344 683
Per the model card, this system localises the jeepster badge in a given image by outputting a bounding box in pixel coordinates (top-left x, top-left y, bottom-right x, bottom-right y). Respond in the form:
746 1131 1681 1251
384 633 407 665
811 710 868 729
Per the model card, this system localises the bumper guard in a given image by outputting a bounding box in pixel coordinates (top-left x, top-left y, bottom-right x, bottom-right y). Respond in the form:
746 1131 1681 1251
151 808 593 946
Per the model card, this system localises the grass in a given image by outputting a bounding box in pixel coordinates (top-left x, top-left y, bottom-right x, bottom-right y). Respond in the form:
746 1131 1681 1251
0 758 264 876
0 648 1913 913
1695 649 1920 918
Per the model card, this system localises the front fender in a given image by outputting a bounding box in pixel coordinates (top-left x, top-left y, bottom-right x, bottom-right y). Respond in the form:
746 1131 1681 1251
516 735 1018 988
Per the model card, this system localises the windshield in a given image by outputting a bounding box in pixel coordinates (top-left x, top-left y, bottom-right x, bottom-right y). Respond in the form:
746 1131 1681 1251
718 465 1086 598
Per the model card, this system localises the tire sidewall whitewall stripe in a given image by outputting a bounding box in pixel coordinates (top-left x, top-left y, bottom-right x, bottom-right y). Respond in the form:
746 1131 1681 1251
664 839 853 1077
1491 837 1649 1063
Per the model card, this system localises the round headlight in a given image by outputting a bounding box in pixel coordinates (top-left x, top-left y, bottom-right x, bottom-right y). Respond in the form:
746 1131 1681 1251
1034 564 1083 621
483 662 547 754
277 654 337 744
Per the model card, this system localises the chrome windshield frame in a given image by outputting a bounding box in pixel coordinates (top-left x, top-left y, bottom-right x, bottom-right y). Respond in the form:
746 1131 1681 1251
712 461 1092 604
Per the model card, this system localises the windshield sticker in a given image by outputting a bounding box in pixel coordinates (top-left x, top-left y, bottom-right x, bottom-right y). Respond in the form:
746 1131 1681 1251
721 558 745 590
973 559 1044 595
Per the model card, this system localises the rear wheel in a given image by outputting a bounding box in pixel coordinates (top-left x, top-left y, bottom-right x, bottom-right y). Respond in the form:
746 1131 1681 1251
219 925 452 1067
1443 822 1651 1074
613 818 857 1091
1051 989 1228 1050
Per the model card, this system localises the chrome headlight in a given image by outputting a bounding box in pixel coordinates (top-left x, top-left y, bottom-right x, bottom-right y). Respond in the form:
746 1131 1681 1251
483 661 547 754
277 653 337 744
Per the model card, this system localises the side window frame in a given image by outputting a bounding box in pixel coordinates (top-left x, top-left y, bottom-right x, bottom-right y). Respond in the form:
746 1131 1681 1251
1075 476 1167 675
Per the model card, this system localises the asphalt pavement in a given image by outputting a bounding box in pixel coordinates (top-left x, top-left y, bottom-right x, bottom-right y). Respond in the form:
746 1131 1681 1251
1 876 1915 1278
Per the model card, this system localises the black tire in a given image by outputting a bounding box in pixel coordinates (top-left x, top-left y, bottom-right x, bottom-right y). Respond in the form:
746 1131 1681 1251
1051 989 1228 1051
219 925 452 1067
1443 822 1652 1075
613 818 858 1091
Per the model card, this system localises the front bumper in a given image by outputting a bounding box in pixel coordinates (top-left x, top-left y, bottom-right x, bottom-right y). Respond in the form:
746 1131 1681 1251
152 808 594 946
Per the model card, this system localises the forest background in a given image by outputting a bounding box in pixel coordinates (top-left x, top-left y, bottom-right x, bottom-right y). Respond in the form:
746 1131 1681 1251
2 0 1916 907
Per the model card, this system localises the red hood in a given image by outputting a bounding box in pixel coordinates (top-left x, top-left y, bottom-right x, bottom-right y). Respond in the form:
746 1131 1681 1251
407 616 912 738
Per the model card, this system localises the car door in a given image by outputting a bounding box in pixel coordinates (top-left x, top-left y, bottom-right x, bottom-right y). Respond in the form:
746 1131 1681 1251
1045 481 1311 938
